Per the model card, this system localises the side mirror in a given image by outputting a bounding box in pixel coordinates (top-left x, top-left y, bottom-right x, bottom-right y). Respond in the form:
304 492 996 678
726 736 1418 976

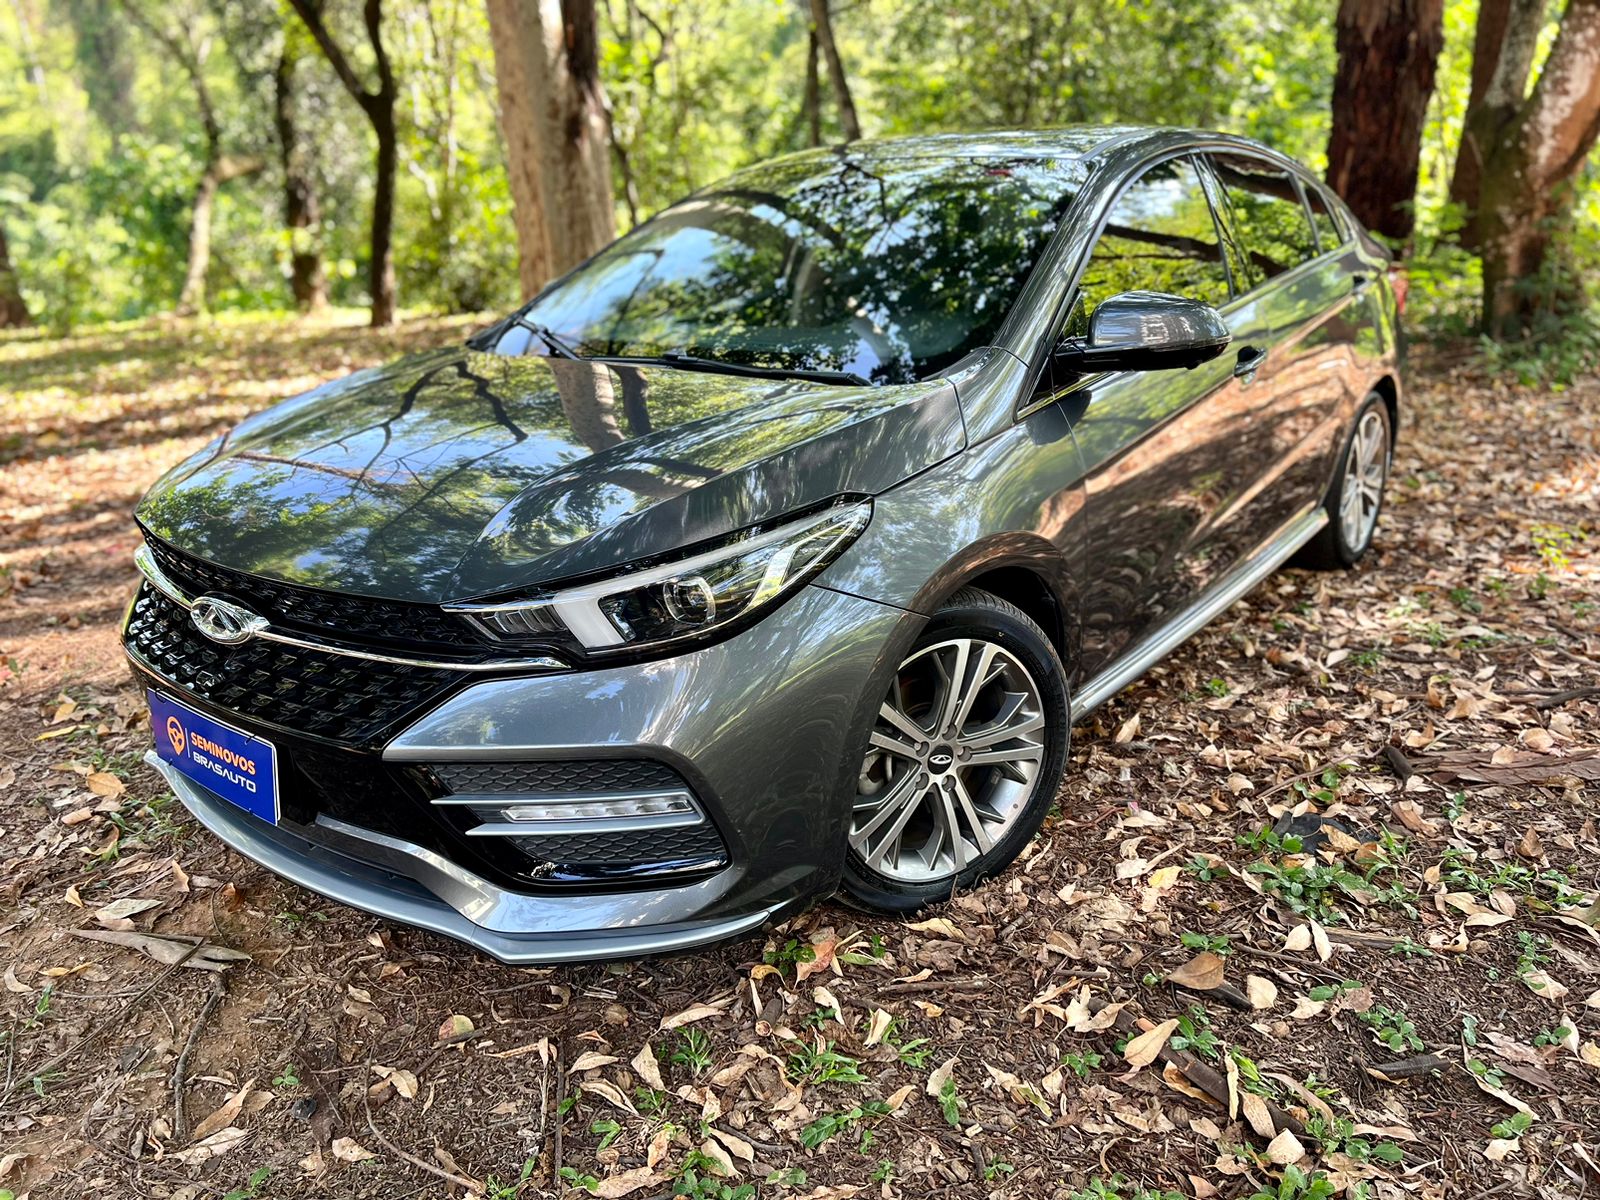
1052 290 1231 374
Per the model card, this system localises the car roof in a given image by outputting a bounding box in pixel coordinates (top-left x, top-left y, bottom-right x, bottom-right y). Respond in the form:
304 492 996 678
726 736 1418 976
784 126 1284 165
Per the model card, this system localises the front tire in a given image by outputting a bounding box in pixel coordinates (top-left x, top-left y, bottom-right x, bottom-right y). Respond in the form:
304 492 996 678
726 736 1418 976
1299 392 1392 569
840 587 1070 911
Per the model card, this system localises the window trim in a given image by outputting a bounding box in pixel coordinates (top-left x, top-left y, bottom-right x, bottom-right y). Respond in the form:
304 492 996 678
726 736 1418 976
1202 149 1325 294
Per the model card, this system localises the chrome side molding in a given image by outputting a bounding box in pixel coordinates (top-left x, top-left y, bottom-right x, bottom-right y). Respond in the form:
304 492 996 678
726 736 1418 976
1069 506 1328 720
134 543 568 675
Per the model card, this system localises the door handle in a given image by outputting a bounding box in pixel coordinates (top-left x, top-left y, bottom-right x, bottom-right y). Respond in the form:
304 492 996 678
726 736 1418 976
1351 271 1373 294
1233 346 1267 380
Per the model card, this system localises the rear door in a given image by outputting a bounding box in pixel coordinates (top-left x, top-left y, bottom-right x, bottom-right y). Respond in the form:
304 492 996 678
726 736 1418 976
1046 155 1248 677
1201 152 1355 545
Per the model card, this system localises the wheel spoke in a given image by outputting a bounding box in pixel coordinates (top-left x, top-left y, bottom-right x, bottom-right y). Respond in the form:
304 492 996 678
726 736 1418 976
869 728 922 762
965 741 1043 771
952 776 995 854
878 700 928 744
933 640 971 736
949 641 1000 735
935 787 969 870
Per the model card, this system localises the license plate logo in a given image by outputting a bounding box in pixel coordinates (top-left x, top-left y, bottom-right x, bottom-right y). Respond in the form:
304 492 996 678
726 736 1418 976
148 691 279 825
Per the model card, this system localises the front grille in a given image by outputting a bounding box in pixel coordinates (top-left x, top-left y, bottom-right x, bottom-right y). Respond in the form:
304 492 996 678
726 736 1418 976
125 583 456 747
432 759 686 795
142 534 484 652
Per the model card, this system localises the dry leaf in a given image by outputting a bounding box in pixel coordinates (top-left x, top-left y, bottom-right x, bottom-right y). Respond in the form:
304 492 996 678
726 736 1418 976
192 1080 254 1142
1240 1091 1277 1139
1123 1019 1179 1069
660 1001 727 1031
595 1167 667 1198
1245 975 1278 1010
1166 951 1226 991
167 1126 249 1165
864 1008 893 1047
632 1042 665 1091
86 772 125 798
1264 1128 1305 1165
568 1051 620 1074
331 1137 376 1164
437 1014 475 1041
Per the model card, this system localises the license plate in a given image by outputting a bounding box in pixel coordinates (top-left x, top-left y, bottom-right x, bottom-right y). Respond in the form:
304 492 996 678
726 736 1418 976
149 690 279 825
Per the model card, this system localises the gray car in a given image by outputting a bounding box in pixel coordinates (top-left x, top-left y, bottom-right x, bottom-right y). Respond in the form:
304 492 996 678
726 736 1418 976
124 126 1402 963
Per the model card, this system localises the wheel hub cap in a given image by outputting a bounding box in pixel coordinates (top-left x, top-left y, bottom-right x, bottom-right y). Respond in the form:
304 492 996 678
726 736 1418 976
850 637 1047 884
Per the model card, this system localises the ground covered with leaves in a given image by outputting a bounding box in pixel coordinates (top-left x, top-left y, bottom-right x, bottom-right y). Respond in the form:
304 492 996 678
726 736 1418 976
1 316 1597 1200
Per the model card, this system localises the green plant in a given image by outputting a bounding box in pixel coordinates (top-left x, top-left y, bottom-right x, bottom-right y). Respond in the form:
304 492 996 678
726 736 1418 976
1237 825 1303 854
1183 853 1223 882
592 1118 622 1152
1204 677 1230 697
673 1151 757 1200
1444 791 1469 821
1467 1057 1505 1089
886 1027 934 1069
1060 1049 1104 1077
1515 931 1551 977
1388 937 1433 958
1247 1165 1337 1200
1533 1025 1572 1048
1169 1008 1220 1060
937 1076 963 1127
1248 858 1367 923
869 1160 894 1183
765 1167 807 1187
1359 1003 1423 1053
272 1064 301 1089
1180 931 1231 957
671 1028 714 1078
635 1085 668 1116
1350 646 1386 668
484 1158 538 1199
1305 1113 1404 1163
222 1167 274 1200
983 1155 1016 1182
1307 979 1363 1003
799 1099 890 1149
787 1040 868 1086
1491 1110 1535 1139
1067 1176 1185 1200
763 937 817 977
1292 764 1352 806
558 1166 601 1191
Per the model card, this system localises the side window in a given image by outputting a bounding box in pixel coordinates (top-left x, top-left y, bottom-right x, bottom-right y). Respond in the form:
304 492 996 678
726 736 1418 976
1072 156 1233 331
1209 153 1319 289
1304 184 1346 253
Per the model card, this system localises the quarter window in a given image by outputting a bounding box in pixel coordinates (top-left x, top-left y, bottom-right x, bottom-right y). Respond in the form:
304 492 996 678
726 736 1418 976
1209 153 1319 288
1074 156 1233 325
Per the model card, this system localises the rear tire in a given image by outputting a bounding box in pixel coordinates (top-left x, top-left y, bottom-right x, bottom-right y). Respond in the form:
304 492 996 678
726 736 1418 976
840 587 1070 912
1299 392 1392 569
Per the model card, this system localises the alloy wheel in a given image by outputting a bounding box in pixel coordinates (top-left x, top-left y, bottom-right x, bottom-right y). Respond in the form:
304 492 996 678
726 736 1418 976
850 637 1046 883
1338 407 1387 552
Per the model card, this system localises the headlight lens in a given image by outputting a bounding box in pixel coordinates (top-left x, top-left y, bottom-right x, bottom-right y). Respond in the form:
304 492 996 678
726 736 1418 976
452 500 871 653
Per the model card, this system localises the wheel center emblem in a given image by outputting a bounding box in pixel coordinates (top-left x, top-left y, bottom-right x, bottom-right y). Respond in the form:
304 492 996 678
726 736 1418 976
190 595 268 646
927 747 955 771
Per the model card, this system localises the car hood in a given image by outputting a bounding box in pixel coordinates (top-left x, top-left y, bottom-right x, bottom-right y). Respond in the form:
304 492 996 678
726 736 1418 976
136 347 965 603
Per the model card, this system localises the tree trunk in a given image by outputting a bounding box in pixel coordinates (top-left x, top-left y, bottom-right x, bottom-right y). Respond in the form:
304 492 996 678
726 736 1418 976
1447 0 1542 249
486 0 616 300
0 221 31 328
803 26 821 146
177 155 265 317
1325 0 1445 244
808 0 860 142
275 23 327 312
288 0 398 327
1478 0 1600 337
370 104 398 327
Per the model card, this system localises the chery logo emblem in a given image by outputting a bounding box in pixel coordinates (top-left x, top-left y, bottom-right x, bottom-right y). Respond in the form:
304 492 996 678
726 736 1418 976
927 748 955 771
190 595 268 646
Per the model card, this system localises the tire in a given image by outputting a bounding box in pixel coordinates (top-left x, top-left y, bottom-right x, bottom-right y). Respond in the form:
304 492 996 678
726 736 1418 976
1298 392 1393 569
840 587 1071 911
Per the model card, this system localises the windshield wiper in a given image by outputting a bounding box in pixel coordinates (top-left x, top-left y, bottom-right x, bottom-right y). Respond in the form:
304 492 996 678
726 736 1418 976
470 314 584 360
619 350 870 388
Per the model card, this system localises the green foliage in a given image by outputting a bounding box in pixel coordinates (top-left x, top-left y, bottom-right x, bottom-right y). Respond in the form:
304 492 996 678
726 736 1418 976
1067 1175 1186 1200
670 1028 714 1078
1491 1110 1535 1139
1180 931 1231 957
1248 1166 1337 1200
1169 1007 1221 1061
1061 1049 1104 1077
937 1077 963 1127
799 1099 890 1149
1358 1003 1424 1053
786 1040 869 1086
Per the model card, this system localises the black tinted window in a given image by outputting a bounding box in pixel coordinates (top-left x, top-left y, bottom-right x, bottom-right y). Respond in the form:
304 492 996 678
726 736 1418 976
503 149 1089 384
1075 156 1231 322
1304 184 1345 252
1210 154 1318 287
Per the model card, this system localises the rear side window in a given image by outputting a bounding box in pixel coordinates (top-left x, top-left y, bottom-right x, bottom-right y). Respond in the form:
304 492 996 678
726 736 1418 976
1075 156 1232 323
1304 184 1347 252
1209 153 1319 288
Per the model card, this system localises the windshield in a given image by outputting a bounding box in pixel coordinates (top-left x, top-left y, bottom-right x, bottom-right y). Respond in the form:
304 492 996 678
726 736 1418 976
488 147 1088 385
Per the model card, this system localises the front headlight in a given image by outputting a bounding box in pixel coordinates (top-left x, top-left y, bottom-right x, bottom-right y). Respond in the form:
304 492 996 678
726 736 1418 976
449 500 871 654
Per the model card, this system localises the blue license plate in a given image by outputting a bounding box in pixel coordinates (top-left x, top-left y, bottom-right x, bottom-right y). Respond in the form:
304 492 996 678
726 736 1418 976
149 691 279 825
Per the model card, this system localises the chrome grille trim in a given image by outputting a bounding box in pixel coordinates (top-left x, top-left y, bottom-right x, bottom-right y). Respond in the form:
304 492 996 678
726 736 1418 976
135 544 568 675
433 788 705 836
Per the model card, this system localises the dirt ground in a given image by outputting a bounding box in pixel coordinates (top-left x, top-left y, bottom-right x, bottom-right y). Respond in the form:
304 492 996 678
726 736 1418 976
1 314 1597 1200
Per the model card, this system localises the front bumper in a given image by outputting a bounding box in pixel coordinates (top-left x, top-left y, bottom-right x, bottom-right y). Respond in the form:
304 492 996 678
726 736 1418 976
139 583 909 964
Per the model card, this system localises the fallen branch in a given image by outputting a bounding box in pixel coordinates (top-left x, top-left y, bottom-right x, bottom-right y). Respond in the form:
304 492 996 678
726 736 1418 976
173 973 227 1143
1367 1054 1451 1081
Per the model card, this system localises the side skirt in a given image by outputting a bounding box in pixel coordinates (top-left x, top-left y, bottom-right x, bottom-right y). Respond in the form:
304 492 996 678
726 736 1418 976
1069 506 1329 722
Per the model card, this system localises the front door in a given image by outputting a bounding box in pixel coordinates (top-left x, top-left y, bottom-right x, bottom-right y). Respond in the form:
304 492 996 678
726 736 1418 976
1046 155 1246 678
